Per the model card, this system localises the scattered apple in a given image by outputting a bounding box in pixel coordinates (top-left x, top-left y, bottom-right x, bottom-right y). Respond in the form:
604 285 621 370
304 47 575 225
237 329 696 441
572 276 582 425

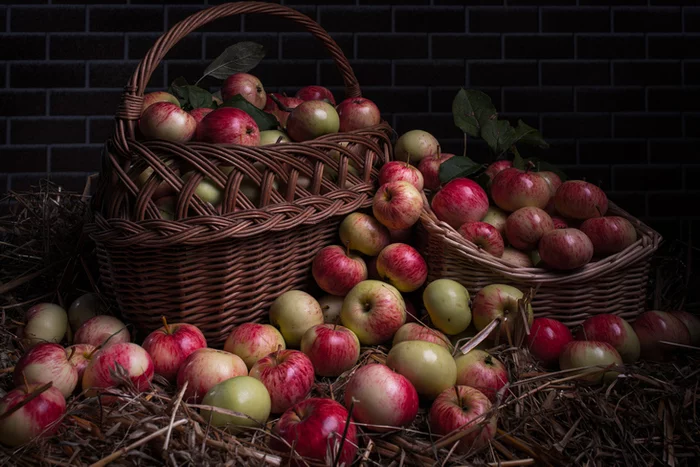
177 348 248 404
454 350 509 403
65 343 96 381
378 161 424 191
670 311 700 346
559 340 623 383
458 221 505 257
22 303 68 348
376 243 427 293
318 294 344 324
82 342 154 402
68 293 105 333
142 318 207 381
481 206 508 236
394 130 439 165
139 102 196 143
472 284 533 340
418 152 455 191
372 181 424 230
632 310 691 361
336 97 381 132
269 291 324 348
576 314 640 363
301 324 360 377
14 343 79 398
491 168 551 212
249 349 314 414
423 278 472 335
431 178 490 229
538 228 594 270
0 383 66 447
392 323 451 349
224 323 287 370
338 212 391 257
196 107 260 145
505 207 555 250
386 340 457 399
580 216 637 256
312 245 368 296
295 85 336 105
526 318 573 367
429 386 496 453
221 72 266 109
286 100 340 142
554 180 608 220
200 376 271 431
74 315 130 349
341 280 406 345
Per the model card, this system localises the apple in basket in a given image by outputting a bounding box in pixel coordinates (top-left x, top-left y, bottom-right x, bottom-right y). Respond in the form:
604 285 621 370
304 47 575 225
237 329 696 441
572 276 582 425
190 107 214 124
431 178 489 229
575 314 640 363
177 348 248 404
632 310 691 361
378 161 424 191
386 340 457 399
376 243 428 293
339 212 391 257
554 180 608 220
538 228 594 270
392 323 451 349
312 245 368 296
196 107 261 145
341 280 407 345
336 97 381 132
344 363 419 432
22 303 68 348
74 315 130 348
472 284 534 341
259 129 291 145
139 102 197 143
142 318 207 381
394 129 439 165
224 323 286 370
264 93 303 128
13 343 79 398
221 72 267 109
579 216 637 256
142 91 179 113
484 160 512 184
269 290 325 348
501 247 533 268
526 317 573 367
372 181 424 230
286 100 340 142
0 382 66 447
505 207 555 251
295 85 336 105
82 342 154 403
249 349 314 414
491 168 552 212
458 221 505 257
559 340 623 383
423 278 472 335
301 324 360 377
418 152 455 191
481 206 508 236
454 350 509 403
200 376 271 432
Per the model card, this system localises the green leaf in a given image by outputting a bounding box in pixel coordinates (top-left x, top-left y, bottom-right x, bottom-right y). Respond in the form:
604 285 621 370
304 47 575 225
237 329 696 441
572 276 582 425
526 157 568 181
512 152 526 170
481 119 516 156
200 42 266 81
452 88 498 137
475 172 491 193
169 77 214 111
221 94 279 131
513 119 549 149
438 156 485 185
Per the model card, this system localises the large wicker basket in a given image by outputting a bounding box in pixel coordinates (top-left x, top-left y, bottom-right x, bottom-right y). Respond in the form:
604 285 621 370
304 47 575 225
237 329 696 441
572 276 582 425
89 2 393 345
418 201 662 328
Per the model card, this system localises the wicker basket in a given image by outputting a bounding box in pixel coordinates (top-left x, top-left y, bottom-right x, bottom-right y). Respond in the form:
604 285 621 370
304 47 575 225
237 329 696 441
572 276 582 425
418 201 662 327
88 2 393 345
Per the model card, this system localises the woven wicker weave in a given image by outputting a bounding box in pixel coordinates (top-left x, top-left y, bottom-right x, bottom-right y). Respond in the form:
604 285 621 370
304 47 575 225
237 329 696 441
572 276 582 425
89 2 393 345
418 201 662 327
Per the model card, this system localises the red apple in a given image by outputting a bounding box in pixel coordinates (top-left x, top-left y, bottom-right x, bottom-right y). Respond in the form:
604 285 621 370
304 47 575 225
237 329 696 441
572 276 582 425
378 161 424 191
341 280 406 345
372 181 424 230
286 100 340 142
418 152 455 191
580 216 637 256
14 343 79 398
249 349 315 414
295 85 336 105
272 398 356 465
392 323 451 349
189 107 214 124
632 310 691 361
141 318 207 381
176 348 248 404
142 91 179 114
344 363 419 432
82 343 154 403
559 340 623 383
458 221 505 257
336 97 381 132
265 93 304 128
301 324 360 377
670 311 700 346
539 171 562 214
196 107 260 145
552 216 569 229
491 168 552 212
376 243 427 292
394 130 439 165
429 386 497 453
484 160 512 183
221 72 266 109
526 318 573 367
338 212 391 257
224 323 286 370
65 343 96 381
431 178 489 229
575 314 640 363
454 350 509 403
139 102 196 143
0 383 66 447
481 206 508 236
505 207 555 250
472 284 533 340
501 247 533 267
554 180 608 220
74 315 130 349
538 228 594 270
312 245 368 296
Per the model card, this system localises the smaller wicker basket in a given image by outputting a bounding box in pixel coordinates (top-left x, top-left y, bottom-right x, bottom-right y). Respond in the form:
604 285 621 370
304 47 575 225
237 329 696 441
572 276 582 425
418 201 662 327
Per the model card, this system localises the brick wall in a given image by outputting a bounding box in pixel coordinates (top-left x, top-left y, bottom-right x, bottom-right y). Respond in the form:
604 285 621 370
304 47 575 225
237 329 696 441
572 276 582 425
0 0 697 244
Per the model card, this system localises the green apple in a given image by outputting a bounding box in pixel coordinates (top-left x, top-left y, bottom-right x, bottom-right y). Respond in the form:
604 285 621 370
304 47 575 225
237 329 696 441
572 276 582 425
423 279 472 335
387 340 457 399
200 376 271 431
181 172 223 206
481 206 507 236
269 291 324 348
260 130 290 145
394 130 439 165
339 212 391 256
22 303 68 348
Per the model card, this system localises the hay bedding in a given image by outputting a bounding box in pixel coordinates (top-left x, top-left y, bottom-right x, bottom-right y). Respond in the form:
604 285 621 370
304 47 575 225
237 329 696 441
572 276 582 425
0 181 697 467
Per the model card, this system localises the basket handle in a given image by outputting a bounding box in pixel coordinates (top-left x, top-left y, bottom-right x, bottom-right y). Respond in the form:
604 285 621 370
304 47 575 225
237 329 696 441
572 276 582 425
115 1 360 126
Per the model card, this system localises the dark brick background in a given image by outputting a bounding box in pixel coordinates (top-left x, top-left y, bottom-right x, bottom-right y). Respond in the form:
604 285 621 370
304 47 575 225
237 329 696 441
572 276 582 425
0 0 698 245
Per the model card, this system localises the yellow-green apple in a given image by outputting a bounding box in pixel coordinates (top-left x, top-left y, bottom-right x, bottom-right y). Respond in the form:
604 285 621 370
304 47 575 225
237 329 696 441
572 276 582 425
559 340 623 383
318 294 344 324
339 212 391 256
376 243 427 292
177 348 248 404
378 161 424 191
196 107 261 145
484 160 512 184
0 383 66 447
181 172 223 206
74 315 130 348
65 343 96 381
392 323 451 350
130 159 178 200
418 152 455 191
200 376 271 431
295 85 336 105
580 216 637 256
142 318 207 381
224 323 286 370
189 107 213 124
264 93 303 128
386 340 456 399
394 130 439 165
526 318 572 367
505 207 555 250
538 228 594 270
454 350 508 403
272 398 356 465
372 181 423 230
13 343 79 398
554 180 608 220
481 206 508 236
428 386 496 453
431 178 490 229
286 100 340 142
221 72 266 108
458 221 505 257
139 102 196 143
82 342 154 402
312 245 368 296
259 129 290 145
249 349 314 414
472 284 533 340
575 314 640 363
344 363 419 432
552 216 569 229
301 324 360 377
500 247 533 268
142 91 179 114
22 303 68 348
68 293 106 333
336 97 381 132
270 291 324 348
341 280 406 345
670 311 700 346
632 310 691 361
491 168 551 212
423 279 471 335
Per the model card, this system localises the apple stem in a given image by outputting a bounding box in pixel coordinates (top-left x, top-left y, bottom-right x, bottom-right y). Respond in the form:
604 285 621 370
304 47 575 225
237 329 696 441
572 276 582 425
162 316 171 335
269 94 292 112
345 241 351 257
484 355 492 366
595 205 603 217
463 133 467 158
333 314 341 331
435 143 442 161
22 372 30 393
67 346 76 362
